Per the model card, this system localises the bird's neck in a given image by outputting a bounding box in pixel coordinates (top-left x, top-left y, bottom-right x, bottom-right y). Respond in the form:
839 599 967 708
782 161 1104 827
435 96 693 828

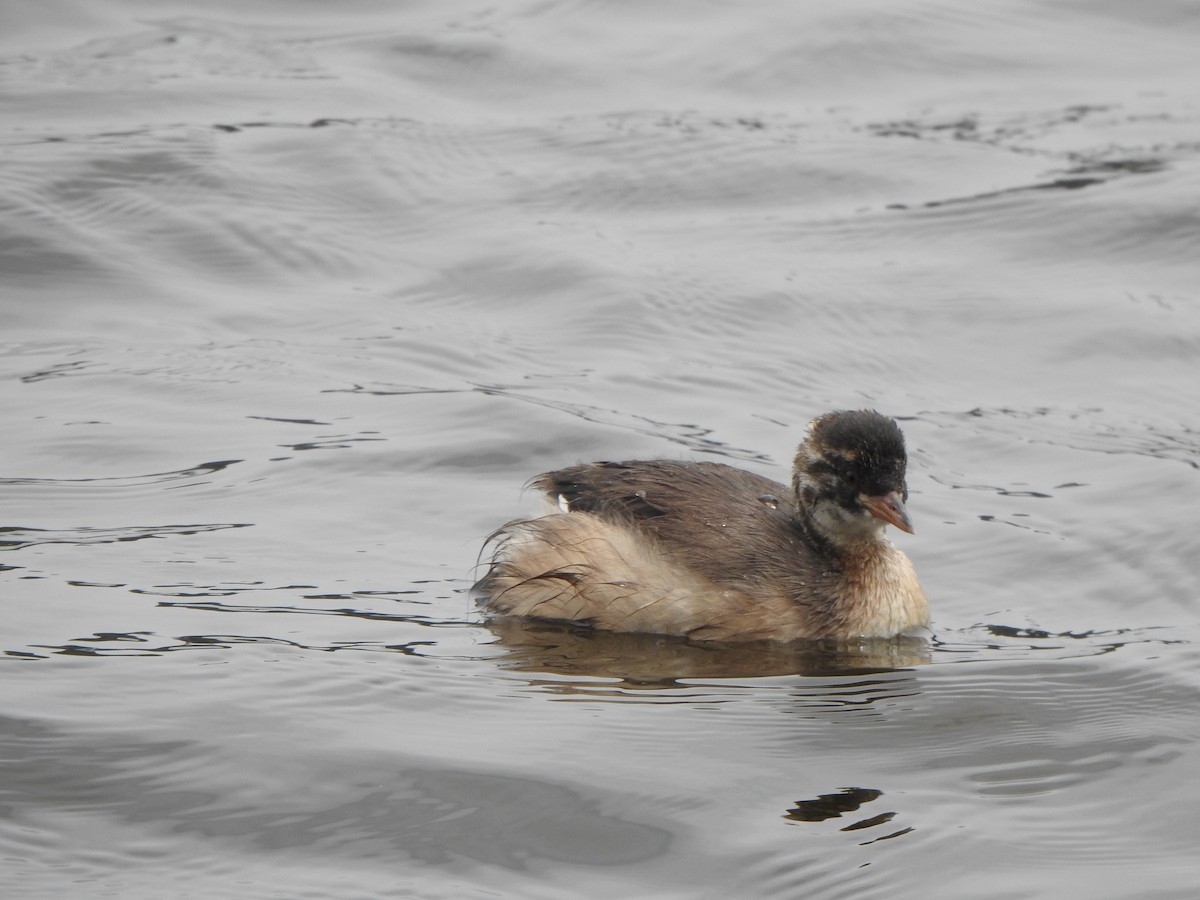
833 540 929 637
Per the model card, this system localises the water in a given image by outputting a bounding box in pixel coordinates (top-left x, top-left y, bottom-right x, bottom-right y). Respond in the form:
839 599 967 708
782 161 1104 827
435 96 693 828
3 1 1200 897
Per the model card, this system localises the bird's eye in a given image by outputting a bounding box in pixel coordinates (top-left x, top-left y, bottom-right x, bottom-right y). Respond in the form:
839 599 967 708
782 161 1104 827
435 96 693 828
833 454 860 478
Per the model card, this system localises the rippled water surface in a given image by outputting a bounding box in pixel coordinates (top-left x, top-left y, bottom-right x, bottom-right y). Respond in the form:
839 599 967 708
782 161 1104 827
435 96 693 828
4 2 1200 897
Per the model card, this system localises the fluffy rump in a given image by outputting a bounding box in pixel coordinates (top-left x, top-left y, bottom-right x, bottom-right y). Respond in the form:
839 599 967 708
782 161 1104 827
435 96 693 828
474 512 751 638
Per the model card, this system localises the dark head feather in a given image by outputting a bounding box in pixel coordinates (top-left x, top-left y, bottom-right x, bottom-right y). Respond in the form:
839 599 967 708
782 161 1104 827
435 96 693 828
791 410 911 539
806 409 908 496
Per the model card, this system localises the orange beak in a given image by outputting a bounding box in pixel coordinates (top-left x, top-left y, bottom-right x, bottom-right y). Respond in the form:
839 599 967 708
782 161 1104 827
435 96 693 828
862 491 914 534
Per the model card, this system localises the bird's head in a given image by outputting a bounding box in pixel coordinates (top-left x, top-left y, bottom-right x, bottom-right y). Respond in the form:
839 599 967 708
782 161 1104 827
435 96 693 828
791 409 914 542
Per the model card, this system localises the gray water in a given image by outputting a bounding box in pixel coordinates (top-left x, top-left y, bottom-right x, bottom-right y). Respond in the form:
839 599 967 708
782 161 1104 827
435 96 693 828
3 2 1200 897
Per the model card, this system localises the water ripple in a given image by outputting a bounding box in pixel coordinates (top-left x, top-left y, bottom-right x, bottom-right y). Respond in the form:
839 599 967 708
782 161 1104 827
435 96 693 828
0 457 240 484
0 522 249 551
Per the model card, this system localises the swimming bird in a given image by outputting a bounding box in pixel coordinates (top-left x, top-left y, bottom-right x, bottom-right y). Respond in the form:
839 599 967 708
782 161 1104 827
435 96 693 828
474 410 928 642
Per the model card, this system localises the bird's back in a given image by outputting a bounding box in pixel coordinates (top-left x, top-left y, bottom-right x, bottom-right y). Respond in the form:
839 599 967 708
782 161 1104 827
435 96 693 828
534 459 830 588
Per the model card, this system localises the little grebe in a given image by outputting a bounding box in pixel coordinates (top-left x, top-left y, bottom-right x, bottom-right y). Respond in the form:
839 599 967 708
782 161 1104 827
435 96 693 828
474 409 928 642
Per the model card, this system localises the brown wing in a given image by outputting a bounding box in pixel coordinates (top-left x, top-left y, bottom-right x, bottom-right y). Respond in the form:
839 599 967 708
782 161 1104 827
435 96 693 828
533 460 830 589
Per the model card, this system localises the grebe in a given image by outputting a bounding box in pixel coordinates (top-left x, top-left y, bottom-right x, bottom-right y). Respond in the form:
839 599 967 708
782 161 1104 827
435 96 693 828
474 410 928 642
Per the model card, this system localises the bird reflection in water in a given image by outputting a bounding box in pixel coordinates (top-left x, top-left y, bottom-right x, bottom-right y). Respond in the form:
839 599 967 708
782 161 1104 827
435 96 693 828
483 617 930 686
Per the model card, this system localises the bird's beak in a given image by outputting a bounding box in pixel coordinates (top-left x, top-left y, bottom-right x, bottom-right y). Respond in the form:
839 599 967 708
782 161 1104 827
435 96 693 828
862 491 914 534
